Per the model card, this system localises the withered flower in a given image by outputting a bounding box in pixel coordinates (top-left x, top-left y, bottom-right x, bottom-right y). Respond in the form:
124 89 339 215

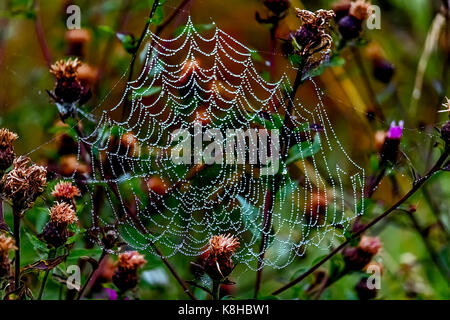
48 58 91 118
113 251 147 293
292 9 335 76
0 128 18 172
40 202 77 248
202 234 240 281
52 181 80 207
1 156 47 212
0 233 16 278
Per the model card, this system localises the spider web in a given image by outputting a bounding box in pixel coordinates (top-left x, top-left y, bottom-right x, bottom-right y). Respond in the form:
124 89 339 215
77 17 365 270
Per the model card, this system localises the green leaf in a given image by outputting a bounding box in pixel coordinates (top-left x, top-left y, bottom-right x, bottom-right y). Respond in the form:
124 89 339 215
116 32 138 54
286 133 321 165
131 86 162 99
328 254 346 279
98 25 115 36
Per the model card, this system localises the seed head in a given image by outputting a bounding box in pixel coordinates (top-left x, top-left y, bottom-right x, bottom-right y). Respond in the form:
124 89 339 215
1 156 47 211
50 58 81 81
293 9 335 74
208 234 240 258
49 202 77 225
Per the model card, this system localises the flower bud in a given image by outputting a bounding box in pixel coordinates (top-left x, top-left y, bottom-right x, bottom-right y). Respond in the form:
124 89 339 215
0 129 18 172
380 121 403 164
52 181 80 208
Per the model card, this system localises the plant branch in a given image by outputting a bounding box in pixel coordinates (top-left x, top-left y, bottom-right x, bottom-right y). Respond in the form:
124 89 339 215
33 0 52 67
121 0 160 121
37 248 56 300
13 209 21 291
76 250 107 300
254 69 304 298
272 149 449 295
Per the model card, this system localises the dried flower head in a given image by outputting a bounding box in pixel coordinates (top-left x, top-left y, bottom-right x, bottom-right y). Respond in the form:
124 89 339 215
49 58 91 109
349 0 371 21
49 202 77 225
52 181 80 201
65 29 91 45
293 9 335 75
202 234 240 280
1 156 47 211
0 129 18 149
358 236 382 255
0 128 18 171
332 0 351 20
50 58 81 81
117 251 147 271
60 155 89 176
0 233 16 254
208 234 240 258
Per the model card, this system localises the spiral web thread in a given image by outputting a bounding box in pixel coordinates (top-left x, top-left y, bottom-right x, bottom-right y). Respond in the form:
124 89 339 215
76 17 365 270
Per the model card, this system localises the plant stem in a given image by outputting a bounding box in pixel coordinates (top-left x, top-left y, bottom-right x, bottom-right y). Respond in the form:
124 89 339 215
121 0 160 121
33 0 52 67
211 280 220 300
37 248 56 300
13 209 21 290
76 250 107 300
254 70 304 298
272 150 449 295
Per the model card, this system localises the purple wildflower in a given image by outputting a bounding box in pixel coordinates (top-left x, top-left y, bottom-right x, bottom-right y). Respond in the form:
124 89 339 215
387 120 404 139
104 288 118 300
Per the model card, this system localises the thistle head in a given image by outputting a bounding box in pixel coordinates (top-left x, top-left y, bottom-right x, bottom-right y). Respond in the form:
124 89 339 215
1 156 47 212
358 236 382 256
50 58 81 81
49 202 77 225
208 234 240 259
202 234 240 281
349 0 372 21
52 181 80 203
117 251 147 271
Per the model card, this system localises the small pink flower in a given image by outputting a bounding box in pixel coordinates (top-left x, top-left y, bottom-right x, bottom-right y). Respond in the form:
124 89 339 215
387 120 404 139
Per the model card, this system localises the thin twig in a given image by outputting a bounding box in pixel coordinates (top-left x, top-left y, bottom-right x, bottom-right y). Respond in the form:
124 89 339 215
76 250 107 300
121 0 161 121
254 69 303 298
13 209 21 290
272 149 449 295
37 248 56 300
33 0 52 67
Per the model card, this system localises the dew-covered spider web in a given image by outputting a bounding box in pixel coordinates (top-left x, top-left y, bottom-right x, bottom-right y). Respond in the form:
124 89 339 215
76 17 365 270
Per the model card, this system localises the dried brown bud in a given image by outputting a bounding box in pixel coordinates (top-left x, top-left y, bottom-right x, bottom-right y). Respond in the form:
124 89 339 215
1 156 47 212
49 201 77 225
65 29 91 57
203 234 239 280
0 233 16 278
59 155 89 176
113 251 147 293
293 9 335 75
0 128 18 171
